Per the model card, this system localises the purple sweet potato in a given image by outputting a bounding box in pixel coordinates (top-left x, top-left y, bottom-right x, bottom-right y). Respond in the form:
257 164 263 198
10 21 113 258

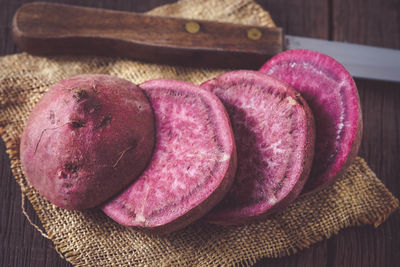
20 74 155 210
102 79 237 234
201 70 315 225
260 49 363 194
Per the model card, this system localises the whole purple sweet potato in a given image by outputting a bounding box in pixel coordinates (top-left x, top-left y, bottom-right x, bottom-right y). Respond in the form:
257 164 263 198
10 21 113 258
20 74 155 210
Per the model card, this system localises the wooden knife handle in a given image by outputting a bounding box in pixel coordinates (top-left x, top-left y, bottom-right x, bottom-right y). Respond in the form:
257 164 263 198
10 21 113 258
12 2 283 69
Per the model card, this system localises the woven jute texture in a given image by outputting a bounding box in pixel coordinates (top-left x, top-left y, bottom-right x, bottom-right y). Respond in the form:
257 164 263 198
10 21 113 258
0 0 398 266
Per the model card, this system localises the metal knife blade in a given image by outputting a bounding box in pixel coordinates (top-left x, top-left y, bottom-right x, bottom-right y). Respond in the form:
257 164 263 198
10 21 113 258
285 35 400 82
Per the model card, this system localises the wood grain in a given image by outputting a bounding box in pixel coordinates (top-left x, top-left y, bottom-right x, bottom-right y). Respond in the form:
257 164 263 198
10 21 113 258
13 2 283 69
1 0 399 266
258 0 330 39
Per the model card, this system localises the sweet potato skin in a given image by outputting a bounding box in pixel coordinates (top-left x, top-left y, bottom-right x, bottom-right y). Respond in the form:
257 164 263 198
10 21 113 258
20 74 155 210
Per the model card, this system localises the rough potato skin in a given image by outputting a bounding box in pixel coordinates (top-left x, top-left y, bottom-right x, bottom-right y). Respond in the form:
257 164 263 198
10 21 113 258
20 74 155 210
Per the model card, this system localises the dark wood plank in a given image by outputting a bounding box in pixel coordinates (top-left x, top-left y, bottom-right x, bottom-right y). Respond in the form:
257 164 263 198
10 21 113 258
332 0 400 48
254 240 329 267
257 0 330 39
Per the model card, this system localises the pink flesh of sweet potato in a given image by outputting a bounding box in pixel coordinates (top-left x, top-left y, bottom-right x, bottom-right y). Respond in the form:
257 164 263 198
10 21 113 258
102 79 236 234
20 74 155 210
260 49 363 194
201 70 315 225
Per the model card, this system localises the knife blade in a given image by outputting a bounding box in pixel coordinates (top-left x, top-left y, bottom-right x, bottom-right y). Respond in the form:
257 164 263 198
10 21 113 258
285 35 400 82
12 2 400 82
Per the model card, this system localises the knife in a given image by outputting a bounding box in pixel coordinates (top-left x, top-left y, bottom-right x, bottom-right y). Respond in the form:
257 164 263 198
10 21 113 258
12 2 400 82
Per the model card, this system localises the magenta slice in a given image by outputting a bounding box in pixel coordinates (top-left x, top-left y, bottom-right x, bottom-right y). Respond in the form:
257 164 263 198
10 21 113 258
260 49 363 193
201 70 315 225
102 79 236 234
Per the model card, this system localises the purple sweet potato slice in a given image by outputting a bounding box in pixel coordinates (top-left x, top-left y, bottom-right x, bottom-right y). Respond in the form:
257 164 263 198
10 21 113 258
20 74 155 210
102 79 237 234
260 49 363 194
201 70 315 225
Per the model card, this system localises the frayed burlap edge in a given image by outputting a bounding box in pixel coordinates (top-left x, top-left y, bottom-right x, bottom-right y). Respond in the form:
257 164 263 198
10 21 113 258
5 134 399 266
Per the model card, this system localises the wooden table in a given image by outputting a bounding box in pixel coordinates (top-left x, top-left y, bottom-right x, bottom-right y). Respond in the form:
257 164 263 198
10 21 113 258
1 0 399 266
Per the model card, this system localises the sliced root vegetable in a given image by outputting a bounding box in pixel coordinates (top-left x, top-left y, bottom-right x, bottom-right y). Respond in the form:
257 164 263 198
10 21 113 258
201 70 315 225
102 79 237 234
20 74 155 210
260 49 363 194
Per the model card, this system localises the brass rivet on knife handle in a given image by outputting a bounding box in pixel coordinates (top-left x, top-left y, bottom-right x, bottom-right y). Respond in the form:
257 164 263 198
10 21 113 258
247 28 262 40
185 21 200 34
12 2 284 69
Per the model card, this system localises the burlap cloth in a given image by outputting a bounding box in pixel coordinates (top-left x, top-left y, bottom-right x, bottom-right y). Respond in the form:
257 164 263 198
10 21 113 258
0 0 398 266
